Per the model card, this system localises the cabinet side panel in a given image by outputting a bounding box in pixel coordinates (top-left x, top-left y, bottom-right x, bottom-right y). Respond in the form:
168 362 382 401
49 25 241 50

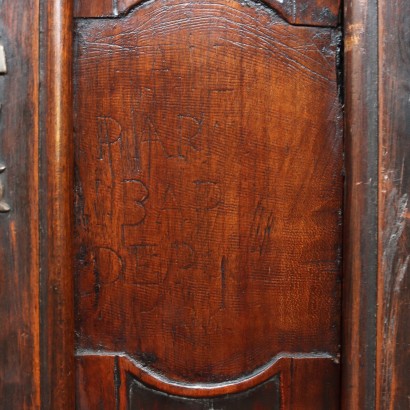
342 0 379 408
378 0 410 407
0 2 40 408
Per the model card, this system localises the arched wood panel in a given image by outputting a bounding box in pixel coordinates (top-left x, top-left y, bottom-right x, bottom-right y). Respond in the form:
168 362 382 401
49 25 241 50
73 0 343 407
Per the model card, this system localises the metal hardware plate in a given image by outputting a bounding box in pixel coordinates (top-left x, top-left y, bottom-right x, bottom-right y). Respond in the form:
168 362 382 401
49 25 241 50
0 45 7 74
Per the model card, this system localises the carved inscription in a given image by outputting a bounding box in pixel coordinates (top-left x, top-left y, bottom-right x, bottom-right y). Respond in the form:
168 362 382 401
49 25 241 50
74 0 343 385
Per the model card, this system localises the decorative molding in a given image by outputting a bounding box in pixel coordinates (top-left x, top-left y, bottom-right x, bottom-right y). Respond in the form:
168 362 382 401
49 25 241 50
128 373 281 408
342 0 379 408
74 0 340 27
39 0 75 408
76 350 335 397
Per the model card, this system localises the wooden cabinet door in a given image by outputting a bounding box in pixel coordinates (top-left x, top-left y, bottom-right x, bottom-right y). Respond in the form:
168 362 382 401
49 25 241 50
72 0 343 408
3 1 410 409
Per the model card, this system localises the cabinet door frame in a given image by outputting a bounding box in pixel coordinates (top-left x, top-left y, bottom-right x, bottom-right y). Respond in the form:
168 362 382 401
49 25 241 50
41 0 388 409
1 0 408 408
38 1 74 408
342 1 379 408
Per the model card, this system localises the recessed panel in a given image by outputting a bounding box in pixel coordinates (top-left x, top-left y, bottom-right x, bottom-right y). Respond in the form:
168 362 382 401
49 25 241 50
74 0 342 388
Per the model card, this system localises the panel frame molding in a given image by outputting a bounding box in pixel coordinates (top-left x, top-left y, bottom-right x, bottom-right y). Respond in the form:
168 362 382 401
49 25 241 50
39 0 75 408
342 0 410 408
342 0 379 408
76 350 335 397
39 0 385 407
73 0 341 27
2 0 408 407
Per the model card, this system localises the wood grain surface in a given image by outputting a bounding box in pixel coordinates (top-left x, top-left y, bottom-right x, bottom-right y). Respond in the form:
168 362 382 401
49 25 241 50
0 0 407 407
0 1 74 408
76 354 340 409
74 0 341 27
74 0 343 406
377 0 410 407
0 1 41 408
342 0 379 409
39 0 75 408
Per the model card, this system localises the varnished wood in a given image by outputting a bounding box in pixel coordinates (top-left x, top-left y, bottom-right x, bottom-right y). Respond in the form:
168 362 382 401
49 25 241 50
74 0 112 19
0 164 11 213
127 377 280 410
377 0 410 407
74 0 343 407
76 354 339 409
3 0 409 408
343 1 410 408
39 0 75 408
263 0 340 26
74 0 341 27
0 1 41 408
286 358 340 410
76 351 334 398
342 1 379 409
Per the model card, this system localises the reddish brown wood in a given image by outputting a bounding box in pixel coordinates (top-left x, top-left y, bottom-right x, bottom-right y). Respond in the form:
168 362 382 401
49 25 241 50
74 0 341 27
0 1 41 408
39 0 75 408
73 0 343 407
76 354 338 409
76 352 335 399
74 0 112 18
2 0 409 408
377 0 410 407
76 356 118 410
288 358 340 409
342 1 379 409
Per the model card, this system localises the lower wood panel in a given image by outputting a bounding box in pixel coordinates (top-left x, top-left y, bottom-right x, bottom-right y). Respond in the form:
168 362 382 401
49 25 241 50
127 375 281 410
76 355 339 410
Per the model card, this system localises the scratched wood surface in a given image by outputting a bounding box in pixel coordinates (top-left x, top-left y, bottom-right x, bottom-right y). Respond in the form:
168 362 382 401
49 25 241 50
74 0 341 27
377 0 410 407
73 0 343 407
342 0 379 408
0 1 41 408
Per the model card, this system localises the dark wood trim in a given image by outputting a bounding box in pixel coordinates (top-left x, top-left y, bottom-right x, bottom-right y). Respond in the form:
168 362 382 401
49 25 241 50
342 0 379 408
343 1 410 408
39 0 75 408
0 1 41 408
76 351 335 398
74 0 341 27
377 0 410 407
